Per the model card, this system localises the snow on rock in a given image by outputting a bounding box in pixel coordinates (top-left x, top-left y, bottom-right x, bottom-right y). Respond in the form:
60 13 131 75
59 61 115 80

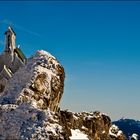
0 50 65 112
60 110 126 140
0 49 126 140
37 50 56 59
70 129 89 140
130 133 139 140
109 124 124 139
0 50 65 140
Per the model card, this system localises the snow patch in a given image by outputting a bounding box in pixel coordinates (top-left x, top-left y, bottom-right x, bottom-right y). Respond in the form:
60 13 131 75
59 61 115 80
46 123 62 136
109 125 122 138
85 115 93 120
70 129 89 140
37 50 55 59
131 133 139 140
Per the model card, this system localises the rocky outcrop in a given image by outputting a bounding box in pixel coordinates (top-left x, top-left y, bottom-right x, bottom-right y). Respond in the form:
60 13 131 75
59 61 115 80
0 106 126 140
0 50 126 140
59 110 126 140
0 50 65 112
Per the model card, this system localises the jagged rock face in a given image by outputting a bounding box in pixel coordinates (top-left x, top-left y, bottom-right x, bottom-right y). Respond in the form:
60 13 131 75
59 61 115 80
0 50 126 140
0 105 126 140
59 110 126 140
0 50 65 112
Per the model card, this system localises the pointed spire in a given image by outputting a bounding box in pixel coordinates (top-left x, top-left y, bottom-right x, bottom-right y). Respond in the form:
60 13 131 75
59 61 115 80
5 26 16 36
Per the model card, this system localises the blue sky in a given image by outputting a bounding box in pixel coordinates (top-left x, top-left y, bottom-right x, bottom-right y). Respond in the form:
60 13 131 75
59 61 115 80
0 1 140 120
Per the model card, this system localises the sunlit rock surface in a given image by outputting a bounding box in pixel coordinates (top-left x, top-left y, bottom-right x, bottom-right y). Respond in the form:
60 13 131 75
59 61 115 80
0 50 65 112
0 50 125 140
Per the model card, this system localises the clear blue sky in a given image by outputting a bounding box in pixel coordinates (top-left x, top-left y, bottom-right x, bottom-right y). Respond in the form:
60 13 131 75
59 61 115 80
0 1 140 120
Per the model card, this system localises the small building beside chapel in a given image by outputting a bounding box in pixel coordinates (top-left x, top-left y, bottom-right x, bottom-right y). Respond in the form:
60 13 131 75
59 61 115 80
0 26 26 92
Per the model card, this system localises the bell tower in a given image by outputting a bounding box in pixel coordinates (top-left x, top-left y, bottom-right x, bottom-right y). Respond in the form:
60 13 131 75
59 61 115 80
5 26 16 53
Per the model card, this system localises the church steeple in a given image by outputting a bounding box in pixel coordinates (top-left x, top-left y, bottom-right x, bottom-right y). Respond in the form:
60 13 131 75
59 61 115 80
4 26 16 53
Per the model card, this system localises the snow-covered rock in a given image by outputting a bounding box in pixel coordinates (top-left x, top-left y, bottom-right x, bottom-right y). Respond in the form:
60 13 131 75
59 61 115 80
0 50 126 140
109 124 124 139
0 50 65 112
0 50 65 139
130 133 139 140
60 110 126 140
